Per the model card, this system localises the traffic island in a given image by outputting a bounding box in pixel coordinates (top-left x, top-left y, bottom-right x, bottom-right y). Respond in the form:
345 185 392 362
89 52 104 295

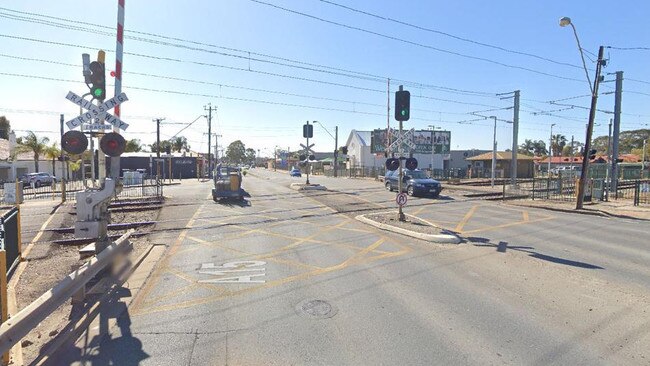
356 211 461 244
290 183 327 191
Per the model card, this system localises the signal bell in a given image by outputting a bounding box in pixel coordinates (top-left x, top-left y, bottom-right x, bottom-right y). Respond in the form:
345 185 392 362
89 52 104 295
61 130 88 155
100 132 126 157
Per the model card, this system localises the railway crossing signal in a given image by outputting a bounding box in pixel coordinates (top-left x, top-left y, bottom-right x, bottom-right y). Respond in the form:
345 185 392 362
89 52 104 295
99 132 127 157
61 130 88 155
395 90 410 121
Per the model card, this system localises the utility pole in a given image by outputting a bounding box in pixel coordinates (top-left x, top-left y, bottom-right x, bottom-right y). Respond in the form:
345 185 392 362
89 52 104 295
611 71 623 192
214 134 222 164
153 118 164 159
490 116 497 188
605 119 612 199
576 46 605 210
548 124 556 175
334 126 339 177
570 135 575 170
204 104 215 176
511 90 520 185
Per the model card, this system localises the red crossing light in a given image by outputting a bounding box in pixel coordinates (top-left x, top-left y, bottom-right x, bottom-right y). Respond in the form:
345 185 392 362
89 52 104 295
61 130 88 155
99 132 126 157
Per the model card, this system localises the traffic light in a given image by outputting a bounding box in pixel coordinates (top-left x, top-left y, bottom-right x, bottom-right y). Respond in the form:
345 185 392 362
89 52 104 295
385 158 400 171
405 158 418 170
341 146 348 155
303 124 313 138
395 89 411 121
88 61 106 100
588 149 597 160
99 132 126 157
61 130 88 155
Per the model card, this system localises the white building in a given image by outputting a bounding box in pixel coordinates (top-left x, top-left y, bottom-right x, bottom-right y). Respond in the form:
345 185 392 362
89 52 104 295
0 132 66 182
344 129 447 170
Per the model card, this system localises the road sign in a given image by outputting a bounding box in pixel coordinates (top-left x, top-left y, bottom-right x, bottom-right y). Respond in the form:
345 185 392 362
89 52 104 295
396 192 407 206
300 143 315 154
83 124 113 131
64 91 129 131
389 128 416 152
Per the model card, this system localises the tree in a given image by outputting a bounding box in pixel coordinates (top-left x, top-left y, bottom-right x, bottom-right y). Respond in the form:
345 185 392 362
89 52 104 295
562 141 583 157
245 148 256 164
225 140 246 164
44 143 61 177
171 136 190 153
531 140 547 156
519 139 535 155
69 160 82 180
0 116 11 139
16 131 49 172
592 128 650 155
149 140 172 153
125 139 143 153
550 134 567 156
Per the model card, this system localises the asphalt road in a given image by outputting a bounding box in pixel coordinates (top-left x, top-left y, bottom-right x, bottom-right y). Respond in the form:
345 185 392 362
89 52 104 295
58 170 650 365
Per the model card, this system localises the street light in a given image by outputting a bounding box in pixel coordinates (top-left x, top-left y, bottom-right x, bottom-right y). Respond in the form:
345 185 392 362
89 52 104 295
560 16 606 209
548 123 556 175
559 17 593 95
428 125 441 177
490 116 497 188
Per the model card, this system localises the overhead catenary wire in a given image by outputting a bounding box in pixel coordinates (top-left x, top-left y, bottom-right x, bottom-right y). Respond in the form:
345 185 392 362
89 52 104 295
246 0 587 83
0 8 500 98
316 0 583 70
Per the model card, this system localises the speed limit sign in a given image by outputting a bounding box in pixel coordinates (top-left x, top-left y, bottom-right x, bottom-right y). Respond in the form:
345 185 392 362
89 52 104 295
396 192 408 206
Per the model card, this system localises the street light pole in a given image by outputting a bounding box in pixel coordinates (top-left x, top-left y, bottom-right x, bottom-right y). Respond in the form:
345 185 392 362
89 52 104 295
560 17 605 209
548 123 556 175
428 125 437 176
490 116 497 188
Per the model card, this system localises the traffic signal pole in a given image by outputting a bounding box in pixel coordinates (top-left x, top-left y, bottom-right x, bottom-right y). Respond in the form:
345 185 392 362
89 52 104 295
576 46 605 210
110 0 125 180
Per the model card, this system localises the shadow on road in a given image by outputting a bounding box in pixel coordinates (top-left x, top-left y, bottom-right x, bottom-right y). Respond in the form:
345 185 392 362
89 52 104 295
44 287 149 366
466 237 604 270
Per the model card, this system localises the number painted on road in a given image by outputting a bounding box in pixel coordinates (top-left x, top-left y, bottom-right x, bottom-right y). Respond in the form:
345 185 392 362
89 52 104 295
198 260 266 284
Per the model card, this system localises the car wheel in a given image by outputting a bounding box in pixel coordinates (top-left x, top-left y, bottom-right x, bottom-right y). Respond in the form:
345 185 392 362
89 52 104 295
34 181 41 188
385 182 393 191
407 186 414 196
431 193 440 199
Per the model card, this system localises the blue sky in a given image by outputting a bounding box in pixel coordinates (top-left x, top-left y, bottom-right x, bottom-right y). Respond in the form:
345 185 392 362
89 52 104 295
1 0 649 157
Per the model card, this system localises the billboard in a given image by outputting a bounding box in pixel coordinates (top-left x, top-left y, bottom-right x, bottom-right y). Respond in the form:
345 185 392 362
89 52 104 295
433 131 451 154
371 129 451 154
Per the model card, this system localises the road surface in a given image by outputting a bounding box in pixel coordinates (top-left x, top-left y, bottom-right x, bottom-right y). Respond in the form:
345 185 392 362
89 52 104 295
54 170 650 365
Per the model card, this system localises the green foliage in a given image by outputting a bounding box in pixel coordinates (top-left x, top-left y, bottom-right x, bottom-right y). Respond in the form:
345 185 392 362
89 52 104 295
519 139 547 156
225 140 247 164
592 129 649 155
171 136 190 153
16 131 50 172
125 139 143 153
0 116 10 139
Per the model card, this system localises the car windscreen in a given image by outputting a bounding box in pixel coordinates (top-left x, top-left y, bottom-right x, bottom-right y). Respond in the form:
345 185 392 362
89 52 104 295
407 171 428 179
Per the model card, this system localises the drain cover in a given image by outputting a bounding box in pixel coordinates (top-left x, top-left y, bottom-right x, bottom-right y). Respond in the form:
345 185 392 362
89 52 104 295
297 299 338 319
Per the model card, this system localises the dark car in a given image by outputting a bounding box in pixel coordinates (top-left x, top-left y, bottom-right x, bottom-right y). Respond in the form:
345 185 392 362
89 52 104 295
384 169 442 197
290 168 301 177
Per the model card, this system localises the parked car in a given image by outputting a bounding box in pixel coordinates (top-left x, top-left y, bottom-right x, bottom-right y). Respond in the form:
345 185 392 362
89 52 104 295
290 168 302 177
384 169 442 197
25 172 57 188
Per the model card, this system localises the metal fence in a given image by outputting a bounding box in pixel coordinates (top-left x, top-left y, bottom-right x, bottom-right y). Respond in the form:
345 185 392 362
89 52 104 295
0 178 164 204
0 207 21 276
505 177 650 206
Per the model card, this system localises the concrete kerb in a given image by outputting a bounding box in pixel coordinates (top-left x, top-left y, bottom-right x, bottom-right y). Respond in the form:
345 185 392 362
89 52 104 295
356 212 461 244
503 201 650 221
290 183 327 191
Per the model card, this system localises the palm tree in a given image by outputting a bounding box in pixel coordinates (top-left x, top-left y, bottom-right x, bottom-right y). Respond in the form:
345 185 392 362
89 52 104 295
44 143 61 177
171 136 189 153
519 139 535 155
551 134 568 156
16 131 49 172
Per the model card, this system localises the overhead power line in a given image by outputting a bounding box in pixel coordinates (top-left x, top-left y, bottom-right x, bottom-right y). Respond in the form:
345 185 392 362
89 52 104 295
0 52 501 112
316 0 582 70
607 46 650 51
247 0 586 83
0 7 499 97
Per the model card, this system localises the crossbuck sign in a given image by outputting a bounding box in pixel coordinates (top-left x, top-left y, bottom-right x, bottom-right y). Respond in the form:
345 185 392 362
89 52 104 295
65 91 129 131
